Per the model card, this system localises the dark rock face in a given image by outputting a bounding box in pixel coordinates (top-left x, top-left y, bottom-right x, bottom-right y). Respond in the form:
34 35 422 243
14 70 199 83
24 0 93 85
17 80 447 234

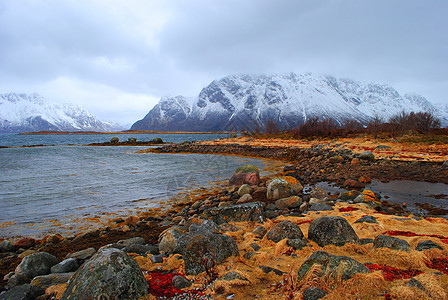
308 216 359 247
297 251 369 282
415 240 443 251
201 202 264 225
302 286 328 300
14 252 59 284
174 221 239 276
266 221 306 243
373 235 410 251
0 284 44 300
61 248 148 300
229 165 260 186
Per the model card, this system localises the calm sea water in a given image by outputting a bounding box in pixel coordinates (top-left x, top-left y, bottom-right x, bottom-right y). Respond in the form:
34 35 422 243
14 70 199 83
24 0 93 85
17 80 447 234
0 133 282 239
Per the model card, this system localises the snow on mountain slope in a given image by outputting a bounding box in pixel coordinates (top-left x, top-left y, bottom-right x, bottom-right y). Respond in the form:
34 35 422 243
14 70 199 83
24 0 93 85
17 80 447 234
0 93 123 133
131 73 447 131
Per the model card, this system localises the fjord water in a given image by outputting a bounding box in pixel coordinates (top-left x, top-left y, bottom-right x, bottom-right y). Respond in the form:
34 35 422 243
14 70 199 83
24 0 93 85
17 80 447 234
0 133 282 239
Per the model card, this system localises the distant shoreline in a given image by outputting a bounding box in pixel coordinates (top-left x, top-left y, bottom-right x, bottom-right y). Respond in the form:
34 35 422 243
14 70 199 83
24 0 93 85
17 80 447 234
17 130 234 135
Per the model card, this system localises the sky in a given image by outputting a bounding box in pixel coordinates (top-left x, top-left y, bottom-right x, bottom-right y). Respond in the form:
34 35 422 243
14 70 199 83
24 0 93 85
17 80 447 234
1 0 447 127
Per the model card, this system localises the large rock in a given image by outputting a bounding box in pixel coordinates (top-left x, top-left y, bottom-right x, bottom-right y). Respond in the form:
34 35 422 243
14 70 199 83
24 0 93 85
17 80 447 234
0 240 14 252
13 238 36 250
174 221 239 275
229 165 260 186
267 176 303 201
201 202 264 225
373 235 410 252
61 248 148 300
308 216 359 247
14 252 59 284
0 284 44 300
297 251 369 282
158 226 186 254
266 221 307 243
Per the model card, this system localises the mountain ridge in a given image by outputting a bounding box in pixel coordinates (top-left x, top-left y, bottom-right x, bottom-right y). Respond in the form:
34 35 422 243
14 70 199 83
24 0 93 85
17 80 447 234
131 73 447 131
0 93 123 133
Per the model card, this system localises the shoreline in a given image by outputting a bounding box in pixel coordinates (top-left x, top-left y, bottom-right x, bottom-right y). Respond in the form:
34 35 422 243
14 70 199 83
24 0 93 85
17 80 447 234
1 137 448 298
16 130 235 135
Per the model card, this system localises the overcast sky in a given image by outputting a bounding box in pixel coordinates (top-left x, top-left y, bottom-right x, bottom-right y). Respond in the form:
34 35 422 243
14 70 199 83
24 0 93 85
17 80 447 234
1 0 447 126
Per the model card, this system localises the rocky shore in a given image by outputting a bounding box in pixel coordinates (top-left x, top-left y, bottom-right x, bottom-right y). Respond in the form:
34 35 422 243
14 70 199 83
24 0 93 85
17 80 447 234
1 140 448 299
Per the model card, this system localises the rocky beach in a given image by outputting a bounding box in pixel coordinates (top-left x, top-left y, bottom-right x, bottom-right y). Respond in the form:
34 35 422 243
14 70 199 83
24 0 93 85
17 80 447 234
1 135 448 300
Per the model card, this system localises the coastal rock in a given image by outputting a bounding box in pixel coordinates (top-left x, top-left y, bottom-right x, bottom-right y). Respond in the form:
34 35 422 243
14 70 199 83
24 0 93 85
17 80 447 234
116 236 146 247
14 252 59 284
51 258 78 273
237 184 252 196
343 179 365 189
266 220 306 243
308 216 360 247
61 248 148 300
158 226 186 255
339 190 360 201
201 202 264 224
406 278 426 291
354 215 378 224
258 266 284 276
0 284 44 300
218 271 249 282
66 247 96 261
309 187 327 200
359 151 375 161
122 244 155 255
229 165 260 186
174 221 239 275
13 238 36 249
237 193 253 204
267 176 303 201
275 196 303 209
172 275 192 289
415 240 443 251
373 235 410 251
351 158 360 165
252 226 267 238
31 273 73 289
287 238 307 250
0 240 14 252
297 251 369 282
302 286 328 300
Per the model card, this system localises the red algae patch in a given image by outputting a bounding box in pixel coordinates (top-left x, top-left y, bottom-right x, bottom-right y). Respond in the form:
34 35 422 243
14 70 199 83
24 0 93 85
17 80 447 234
426 258 448 275
339 207 359 212
144 272 199 298
365 264 423 281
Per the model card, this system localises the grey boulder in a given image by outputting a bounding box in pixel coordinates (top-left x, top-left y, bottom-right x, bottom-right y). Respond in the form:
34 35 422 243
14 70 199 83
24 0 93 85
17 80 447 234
308 216 359 247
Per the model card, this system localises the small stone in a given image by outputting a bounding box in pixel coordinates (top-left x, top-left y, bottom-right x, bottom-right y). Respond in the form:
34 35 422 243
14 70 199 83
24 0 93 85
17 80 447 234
266 221 306 243
406 278 425 291
308 216 359 247
415 240 443 251
250 243 261 251
46 234 62 244
31 273 73 289
117 237 146 247
150 254 164 263
125 215 139 226
229 165 260 186
13 238 36 249
373 235 410 252
359 151 375 161
351 158 360 165
303 286 328 300
237 193 253 204
309 203 333 211
267 176 303 201
237 184 253 196
359 238 374 245
0 284 44 300
219 271 249 282
172 275 192 289
252 226 267 238
275 196 303 209
244 252 256 259
258 266 284 276
287 239 307 250
66 248 96 261
0 240 14 252
343 179 365 189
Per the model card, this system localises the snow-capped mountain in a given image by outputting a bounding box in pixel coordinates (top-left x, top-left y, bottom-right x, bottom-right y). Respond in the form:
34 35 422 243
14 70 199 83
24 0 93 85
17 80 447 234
131 73 447 131
0 93 123 133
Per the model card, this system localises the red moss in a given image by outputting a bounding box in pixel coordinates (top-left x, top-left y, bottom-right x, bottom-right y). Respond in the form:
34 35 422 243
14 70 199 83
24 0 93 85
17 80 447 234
145 272 186 297
297 220 312 225
426 258 448 275
383 230 418 237
365 264 423 281
339 207 359 212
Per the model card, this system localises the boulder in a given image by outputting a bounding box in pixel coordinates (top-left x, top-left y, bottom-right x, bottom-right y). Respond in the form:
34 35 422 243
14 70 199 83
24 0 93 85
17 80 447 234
0 240 14 252
51 258 79 273
359 151 375 161
201 202 264 225
172 275 192 289
415 240 443 251
158 226 186 254
66 247 96 261
303 286 328 300
14 252 59 284
61 248 148 300
237 194 253 204
174 221 239 276
267 176 303 201
275 196 303 209
229 165 260 186
308 216 359 247
0 284 44 300
13 238 35 249
266 221 306 243
31 273 73 289
373 235 410 252
297 251 369 282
